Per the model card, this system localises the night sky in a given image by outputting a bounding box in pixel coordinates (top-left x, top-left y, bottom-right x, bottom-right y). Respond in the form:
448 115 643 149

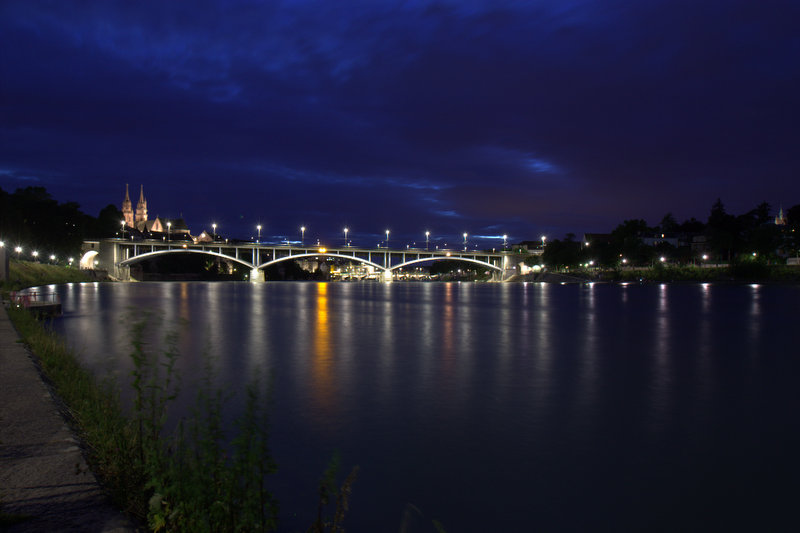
2 0 799 247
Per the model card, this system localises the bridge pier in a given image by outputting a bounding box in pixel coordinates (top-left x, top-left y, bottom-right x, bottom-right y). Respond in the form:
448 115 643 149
250 268 264 283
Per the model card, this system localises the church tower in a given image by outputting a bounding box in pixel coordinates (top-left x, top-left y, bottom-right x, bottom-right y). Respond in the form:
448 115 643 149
135 184 148 224
122 184 134 227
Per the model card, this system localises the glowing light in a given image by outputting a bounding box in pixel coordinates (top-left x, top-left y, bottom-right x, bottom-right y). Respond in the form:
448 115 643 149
319 247 327 253
702 254 708 261
660 256 666 262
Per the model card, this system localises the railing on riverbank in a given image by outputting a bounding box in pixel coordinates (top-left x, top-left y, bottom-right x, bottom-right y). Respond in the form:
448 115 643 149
10 290 62 317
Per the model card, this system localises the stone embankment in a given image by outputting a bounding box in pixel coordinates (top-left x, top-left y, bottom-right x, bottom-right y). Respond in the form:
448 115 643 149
0 304 138 532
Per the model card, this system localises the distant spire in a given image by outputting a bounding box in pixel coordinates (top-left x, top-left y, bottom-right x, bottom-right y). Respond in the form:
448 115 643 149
122 183 134 227
135 184 148 223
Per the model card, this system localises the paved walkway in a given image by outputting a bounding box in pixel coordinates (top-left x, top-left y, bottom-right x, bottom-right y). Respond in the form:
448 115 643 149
0 304 139 532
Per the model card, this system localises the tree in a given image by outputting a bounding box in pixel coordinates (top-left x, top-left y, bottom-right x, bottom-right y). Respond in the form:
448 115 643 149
659 213 678 234
706 199 739 262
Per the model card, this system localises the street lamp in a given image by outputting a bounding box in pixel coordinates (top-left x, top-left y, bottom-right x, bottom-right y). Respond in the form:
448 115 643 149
167 221 171 241
425 231 430 250
503 234 507 249
541 235 547 247
463 232 468 251
386 229 390 248
50 254 56 262
301 226 306 245
344 227 349 246
32 250 38 260
257 224 262 243
15 246 22 258
121 220 125 239
212 223 217 238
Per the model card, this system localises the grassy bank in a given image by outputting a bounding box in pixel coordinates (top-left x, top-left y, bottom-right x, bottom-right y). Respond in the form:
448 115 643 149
6 307 282 530
531 264 800 284
1 259 100 293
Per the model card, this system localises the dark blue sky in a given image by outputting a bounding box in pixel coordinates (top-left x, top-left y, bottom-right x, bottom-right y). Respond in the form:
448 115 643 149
2 0 799 247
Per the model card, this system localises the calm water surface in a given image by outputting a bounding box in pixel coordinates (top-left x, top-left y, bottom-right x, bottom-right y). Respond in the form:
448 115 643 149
47 281 800 532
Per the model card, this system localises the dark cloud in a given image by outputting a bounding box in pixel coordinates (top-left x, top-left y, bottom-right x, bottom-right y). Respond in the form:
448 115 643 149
2 0 798 244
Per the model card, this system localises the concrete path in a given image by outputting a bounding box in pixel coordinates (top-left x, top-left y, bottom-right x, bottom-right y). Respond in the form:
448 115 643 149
0 305 140 532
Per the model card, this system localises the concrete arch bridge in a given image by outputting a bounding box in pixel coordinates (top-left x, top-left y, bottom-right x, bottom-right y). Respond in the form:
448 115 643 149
81 239 514 282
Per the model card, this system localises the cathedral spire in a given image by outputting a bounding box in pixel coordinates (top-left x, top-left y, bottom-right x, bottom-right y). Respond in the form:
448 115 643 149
135 184 148 224
122 183 133 227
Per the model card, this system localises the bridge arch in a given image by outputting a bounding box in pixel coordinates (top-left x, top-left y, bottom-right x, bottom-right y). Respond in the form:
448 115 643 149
80 250 99 269
390 256 502 272
118 249 256 270
258 252 386 272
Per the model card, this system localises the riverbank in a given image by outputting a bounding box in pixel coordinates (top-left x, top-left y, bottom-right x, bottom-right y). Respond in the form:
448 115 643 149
1 259 105 293
512 264 800 284
0 304 139 532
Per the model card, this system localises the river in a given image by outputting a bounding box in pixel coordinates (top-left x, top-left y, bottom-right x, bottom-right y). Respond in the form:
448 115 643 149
46 281 800 532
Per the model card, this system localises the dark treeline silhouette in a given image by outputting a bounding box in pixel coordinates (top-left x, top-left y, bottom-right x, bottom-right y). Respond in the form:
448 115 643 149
540 199 800 269
0 186 123 258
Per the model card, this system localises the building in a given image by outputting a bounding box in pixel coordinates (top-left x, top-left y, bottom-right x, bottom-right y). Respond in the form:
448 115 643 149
121 185 192 237
122 184 149 229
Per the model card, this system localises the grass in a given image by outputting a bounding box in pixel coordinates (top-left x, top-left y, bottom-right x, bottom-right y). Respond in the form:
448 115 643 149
7 307 281 531
1 259 98 293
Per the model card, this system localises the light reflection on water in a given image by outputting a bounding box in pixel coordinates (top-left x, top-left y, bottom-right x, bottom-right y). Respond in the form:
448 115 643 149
44 281 800 532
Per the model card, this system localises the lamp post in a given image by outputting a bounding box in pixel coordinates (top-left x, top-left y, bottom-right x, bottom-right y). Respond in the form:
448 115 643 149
503 234 507 249
463 232 468 251
32 250 39 261
344 227 349 246
15 246 22 258
425 231 430 251
257 224 262 243
212 223 217 239
385 229 390 249
301 226 305 245
167 221 171 241
541 235 547 247
121 220 125 240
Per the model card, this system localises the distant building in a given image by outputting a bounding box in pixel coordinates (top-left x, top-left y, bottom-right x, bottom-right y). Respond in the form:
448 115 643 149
120 186 192 237
775 206 787 225
122 184 149 229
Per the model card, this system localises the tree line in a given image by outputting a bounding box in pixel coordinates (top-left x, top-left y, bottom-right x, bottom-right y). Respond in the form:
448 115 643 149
539 200 800 269
0 186 124 259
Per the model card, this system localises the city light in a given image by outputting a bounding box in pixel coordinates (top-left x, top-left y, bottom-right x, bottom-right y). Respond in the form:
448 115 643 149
541 235 547 246
301 226 306 245
344 227 348 246
425 231 430 251
32 250 38 258
702 254 708 261
212 223 217 236
660 256 666 262
386 229 390 248
167 221 171 241
50 254 56 261
257 224 262 242
503 234 507 248
463 232 468 251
